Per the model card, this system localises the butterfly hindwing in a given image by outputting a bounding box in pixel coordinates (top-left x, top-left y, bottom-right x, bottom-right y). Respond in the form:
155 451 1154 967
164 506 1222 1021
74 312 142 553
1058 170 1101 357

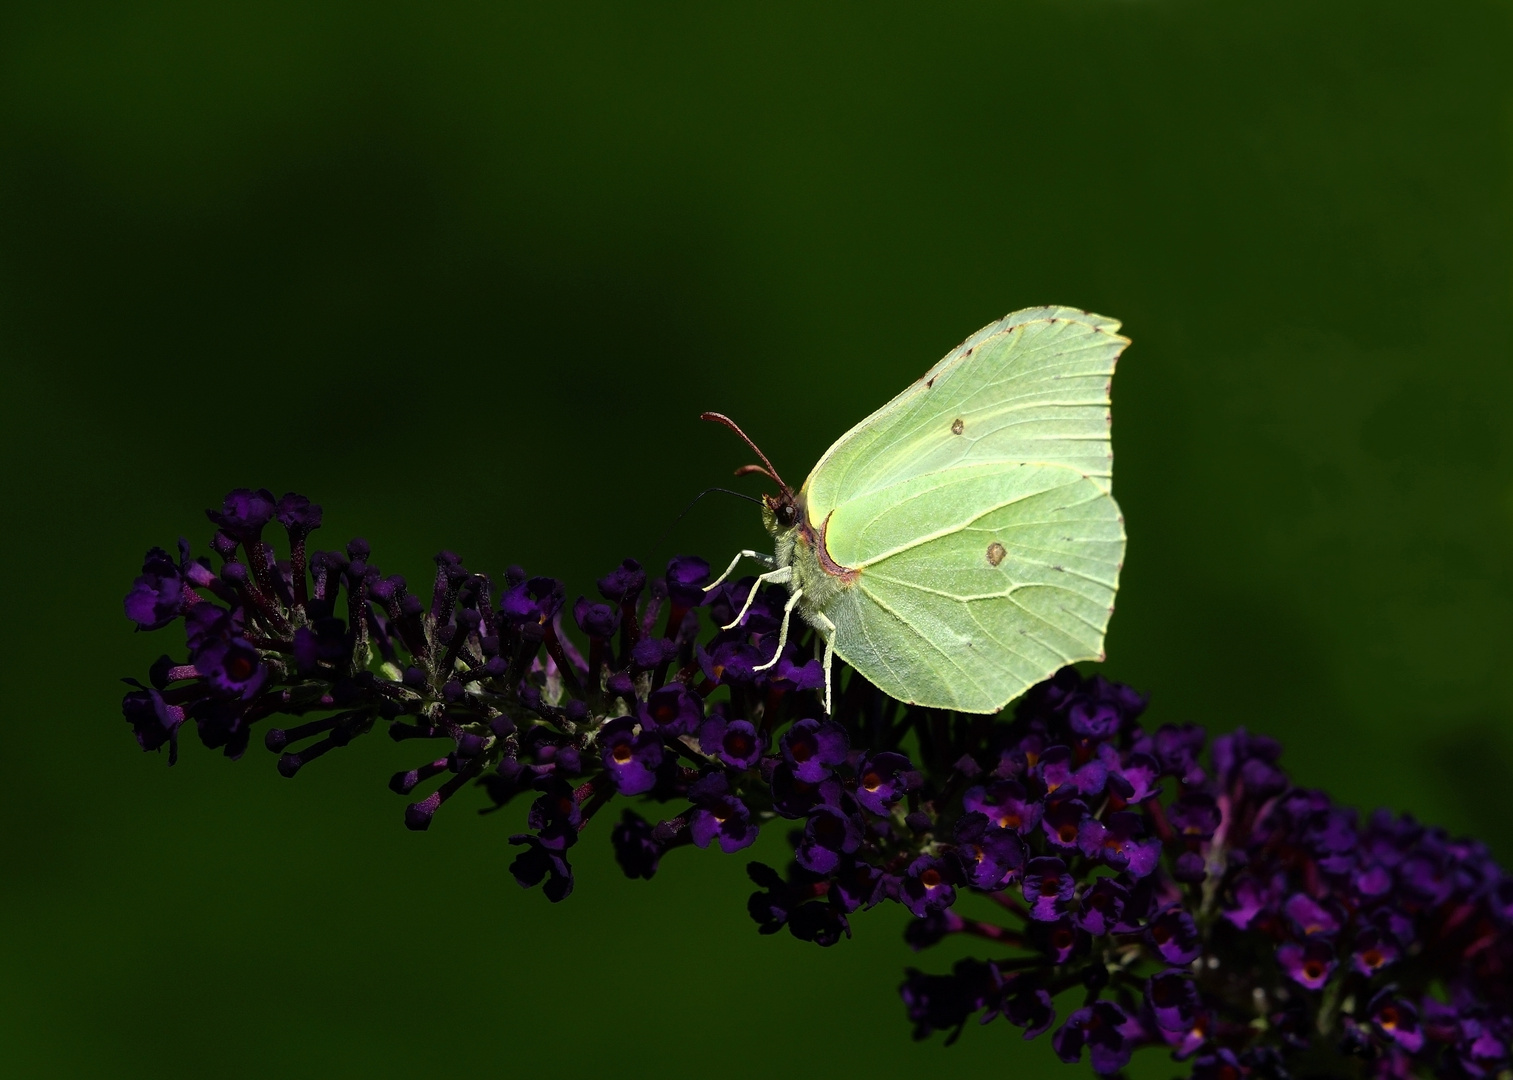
822 468 1124 711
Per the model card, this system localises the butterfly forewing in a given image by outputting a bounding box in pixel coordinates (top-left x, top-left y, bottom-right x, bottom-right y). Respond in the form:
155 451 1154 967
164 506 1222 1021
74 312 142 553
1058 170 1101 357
804 306 1125 518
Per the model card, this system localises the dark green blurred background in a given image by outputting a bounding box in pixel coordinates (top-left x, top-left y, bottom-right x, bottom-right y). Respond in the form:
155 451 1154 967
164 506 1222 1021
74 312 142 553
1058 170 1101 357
2 2 1511 1076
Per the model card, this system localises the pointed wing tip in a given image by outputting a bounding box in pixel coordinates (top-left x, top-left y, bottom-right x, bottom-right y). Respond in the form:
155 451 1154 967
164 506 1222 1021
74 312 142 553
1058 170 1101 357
997 305 1131 348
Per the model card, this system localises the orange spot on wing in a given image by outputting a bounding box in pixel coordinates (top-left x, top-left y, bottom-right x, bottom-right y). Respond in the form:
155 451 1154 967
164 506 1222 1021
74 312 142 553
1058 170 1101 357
798 507 858 584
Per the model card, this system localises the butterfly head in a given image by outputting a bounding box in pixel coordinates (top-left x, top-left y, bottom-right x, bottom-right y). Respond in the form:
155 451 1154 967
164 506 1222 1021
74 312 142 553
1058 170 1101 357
761 489 800 535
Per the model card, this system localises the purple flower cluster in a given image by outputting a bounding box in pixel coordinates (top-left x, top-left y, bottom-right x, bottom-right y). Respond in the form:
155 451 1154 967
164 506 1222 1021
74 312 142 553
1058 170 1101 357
122 489 838 901
894 684 1513 1079
122 491 1512 1078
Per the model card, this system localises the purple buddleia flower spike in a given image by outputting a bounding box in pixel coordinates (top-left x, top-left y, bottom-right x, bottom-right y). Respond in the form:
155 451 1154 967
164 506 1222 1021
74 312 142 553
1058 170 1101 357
597 559 646 603
1349 925 1399 976
1282 892 1341 937
786 901 850 947
772 649 824 691
1168 792 1221 841
663 556 710 608
831 860 889 914
1104 748 1163 803
1366 990 1425 1053
769 763 842 819
275 492 322 535
1039 745 1106 799
1132 722 1207 784
1068 697 1122 741
193 633 267 699
899 959 1001 1045
116 499 1513 1073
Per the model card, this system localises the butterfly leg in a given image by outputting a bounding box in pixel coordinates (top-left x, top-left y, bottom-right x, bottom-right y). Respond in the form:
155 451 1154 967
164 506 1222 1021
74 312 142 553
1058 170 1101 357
811 611 838 714
705 550 778 593
752 588 804 673
721 565 792 630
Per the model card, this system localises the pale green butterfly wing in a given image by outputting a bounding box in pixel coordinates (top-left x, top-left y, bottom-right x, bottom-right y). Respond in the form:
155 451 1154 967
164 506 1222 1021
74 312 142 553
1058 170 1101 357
815 466 1124 712
805 306 1124 511
801 307 1127 713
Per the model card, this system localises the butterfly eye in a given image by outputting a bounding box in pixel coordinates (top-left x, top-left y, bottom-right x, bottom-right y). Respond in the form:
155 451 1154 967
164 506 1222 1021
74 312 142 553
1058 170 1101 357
775 502 798 528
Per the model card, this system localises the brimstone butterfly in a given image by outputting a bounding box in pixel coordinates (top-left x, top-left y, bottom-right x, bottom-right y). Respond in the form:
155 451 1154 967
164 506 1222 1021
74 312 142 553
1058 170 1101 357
704 306 1128 714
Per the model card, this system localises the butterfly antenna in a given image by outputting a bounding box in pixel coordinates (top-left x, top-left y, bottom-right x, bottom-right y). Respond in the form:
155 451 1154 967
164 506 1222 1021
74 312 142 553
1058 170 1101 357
651 486 765 551
733 463 784 484
700 412 791 493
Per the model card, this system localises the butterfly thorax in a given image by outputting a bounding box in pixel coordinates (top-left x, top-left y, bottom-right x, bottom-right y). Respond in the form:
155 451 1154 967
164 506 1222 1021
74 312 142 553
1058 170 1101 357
764 490 856 632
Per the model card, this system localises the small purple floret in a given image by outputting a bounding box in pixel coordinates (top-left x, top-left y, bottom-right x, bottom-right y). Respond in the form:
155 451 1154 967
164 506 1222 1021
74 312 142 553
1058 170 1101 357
663 556 710 607
509 834 574 902
780 717 849 783
610 810 664 879
573 596 618 639
124 547 187 630
1053 1001 1138 1075
1022 856 1075 922
855 751 920 815
796 806 862 874
638 684 703 737
1278 937 1337 990
206 488 277 542
599 717 664 796
1077 810 1160 877
900 855 957 918
597 558 646 603
697 711 765 770
963 780 1043 835
952 813 1026 890
689 792 759 853
1148 906 1202 964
